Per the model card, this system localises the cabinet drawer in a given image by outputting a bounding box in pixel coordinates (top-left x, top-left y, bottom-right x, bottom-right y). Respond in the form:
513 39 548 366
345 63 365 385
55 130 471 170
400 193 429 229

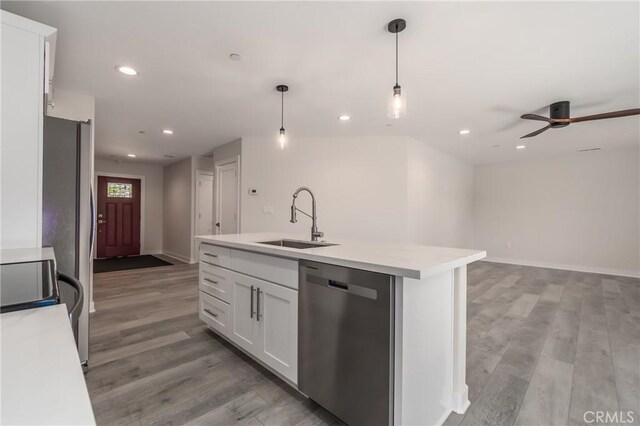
199 262 230 303
199 291 230 336
230 249 298 290
199 243 230 268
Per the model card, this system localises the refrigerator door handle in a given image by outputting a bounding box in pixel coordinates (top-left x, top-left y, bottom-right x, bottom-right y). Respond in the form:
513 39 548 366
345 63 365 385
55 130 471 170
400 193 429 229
89 180 95 259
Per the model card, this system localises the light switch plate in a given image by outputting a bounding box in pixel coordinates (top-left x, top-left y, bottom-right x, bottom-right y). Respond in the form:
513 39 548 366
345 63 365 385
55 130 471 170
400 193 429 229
248 188 258 195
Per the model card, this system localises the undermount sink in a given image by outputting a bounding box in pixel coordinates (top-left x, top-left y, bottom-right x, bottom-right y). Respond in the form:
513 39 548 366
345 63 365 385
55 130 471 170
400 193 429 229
256 239 338 249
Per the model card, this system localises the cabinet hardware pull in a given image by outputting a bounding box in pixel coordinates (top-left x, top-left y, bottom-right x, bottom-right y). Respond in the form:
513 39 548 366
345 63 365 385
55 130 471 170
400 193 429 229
204 278 219 285
204 308 218 318
256 288 262 321
203 252 218 258
250 285 255 319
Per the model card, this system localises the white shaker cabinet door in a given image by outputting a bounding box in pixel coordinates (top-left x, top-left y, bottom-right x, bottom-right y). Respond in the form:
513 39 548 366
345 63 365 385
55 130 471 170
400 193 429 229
229 272 260 354
257 279 298 384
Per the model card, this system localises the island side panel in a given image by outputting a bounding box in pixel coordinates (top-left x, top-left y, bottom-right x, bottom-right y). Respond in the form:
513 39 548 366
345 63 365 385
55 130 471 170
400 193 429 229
396 270 454 425
452 265 470 413
393 277 404 426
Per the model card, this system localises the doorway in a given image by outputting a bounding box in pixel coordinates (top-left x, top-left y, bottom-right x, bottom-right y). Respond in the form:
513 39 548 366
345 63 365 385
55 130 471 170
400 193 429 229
96 175 141 258
215 157 240 234
195 171 214 235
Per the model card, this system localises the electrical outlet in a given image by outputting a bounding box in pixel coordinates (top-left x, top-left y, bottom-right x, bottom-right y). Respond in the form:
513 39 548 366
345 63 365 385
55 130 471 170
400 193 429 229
248 188 258 195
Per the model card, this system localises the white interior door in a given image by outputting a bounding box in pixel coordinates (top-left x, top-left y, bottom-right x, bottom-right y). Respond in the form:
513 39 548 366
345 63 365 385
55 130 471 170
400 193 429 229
215 158 239 235
196 172 214 235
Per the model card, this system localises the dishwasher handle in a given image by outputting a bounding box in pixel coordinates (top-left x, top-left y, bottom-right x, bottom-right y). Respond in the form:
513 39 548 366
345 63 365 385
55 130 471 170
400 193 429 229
305 273 378 300
327 279 348 291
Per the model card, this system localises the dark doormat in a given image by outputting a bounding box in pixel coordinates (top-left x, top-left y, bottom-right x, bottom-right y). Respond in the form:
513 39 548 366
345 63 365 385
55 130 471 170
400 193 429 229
94 255 172 273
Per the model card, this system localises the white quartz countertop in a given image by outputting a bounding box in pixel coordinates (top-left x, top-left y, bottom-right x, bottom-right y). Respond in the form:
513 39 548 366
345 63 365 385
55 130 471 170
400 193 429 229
196 233 486 279
1 305 96 425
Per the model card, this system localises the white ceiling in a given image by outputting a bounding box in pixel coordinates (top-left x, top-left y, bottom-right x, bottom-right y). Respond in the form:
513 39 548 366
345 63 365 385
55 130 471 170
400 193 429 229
3 1 639 165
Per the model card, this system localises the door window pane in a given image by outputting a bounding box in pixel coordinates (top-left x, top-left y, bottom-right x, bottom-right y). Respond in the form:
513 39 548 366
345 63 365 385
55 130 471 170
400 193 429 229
107 182 133 198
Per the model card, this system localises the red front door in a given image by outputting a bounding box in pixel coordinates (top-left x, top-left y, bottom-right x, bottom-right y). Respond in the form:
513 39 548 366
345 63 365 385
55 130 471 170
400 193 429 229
96 176 141 258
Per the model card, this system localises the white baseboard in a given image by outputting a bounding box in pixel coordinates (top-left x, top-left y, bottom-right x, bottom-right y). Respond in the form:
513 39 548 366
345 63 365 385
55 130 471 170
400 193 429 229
484 256 640 279
451 386 470 414
141 250 163 256
162 251 196 264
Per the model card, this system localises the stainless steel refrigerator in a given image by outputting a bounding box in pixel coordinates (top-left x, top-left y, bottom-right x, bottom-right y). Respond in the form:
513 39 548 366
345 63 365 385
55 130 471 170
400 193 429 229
42 115 93 365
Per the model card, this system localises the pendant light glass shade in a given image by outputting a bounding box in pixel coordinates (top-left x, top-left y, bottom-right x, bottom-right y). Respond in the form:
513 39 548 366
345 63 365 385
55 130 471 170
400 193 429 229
388 85 406 119
278 127 287 150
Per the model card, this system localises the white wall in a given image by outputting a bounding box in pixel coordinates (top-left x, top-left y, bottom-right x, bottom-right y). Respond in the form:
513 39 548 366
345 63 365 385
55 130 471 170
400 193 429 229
241 136 475 247
474 147 640 277
163 157 193 262
213 138 241 164
407 138 475 248
95 158 164 255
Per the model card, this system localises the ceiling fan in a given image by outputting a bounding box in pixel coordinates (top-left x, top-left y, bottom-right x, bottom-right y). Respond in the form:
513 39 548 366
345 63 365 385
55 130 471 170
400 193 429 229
520 101 640 139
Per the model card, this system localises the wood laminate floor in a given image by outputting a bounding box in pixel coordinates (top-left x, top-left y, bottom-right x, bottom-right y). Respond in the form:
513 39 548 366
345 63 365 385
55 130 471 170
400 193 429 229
86 258 639 426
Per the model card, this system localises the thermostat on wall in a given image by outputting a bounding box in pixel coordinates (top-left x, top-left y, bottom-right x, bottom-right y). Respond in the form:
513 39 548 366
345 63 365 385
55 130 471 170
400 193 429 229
248 188 258 195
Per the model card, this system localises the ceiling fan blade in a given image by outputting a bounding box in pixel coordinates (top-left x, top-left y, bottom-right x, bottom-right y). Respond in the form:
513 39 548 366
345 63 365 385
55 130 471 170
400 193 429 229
564 108 640 123
520 124 551 139
521 113 553 123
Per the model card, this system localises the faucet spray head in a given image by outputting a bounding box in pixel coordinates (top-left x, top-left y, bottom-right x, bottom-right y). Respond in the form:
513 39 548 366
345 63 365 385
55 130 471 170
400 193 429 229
290 196 298 223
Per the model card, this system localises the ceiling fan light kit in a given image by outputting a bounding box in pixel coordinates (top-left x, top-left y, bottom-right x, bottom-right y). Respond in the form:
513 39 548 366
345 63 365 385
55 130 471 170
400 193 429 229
520 100 640 139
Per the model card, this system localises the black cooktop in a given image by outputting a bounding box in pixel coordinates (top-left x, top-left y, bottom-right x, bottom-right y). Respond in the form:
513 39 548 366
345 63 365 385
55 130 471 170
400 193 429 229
0 260 59 313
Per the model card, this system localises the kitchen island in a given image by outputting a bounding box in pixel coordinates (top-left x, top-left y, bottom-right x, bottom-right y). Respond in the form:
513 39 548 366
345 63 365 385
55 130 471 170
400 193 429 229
195 233 485 426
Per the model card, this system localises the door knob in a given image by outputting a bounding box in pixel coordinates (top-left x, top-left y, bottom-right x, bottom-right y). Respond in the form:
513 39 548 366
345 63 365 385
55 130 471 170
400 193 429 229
98 219 107 224
215 223 220 227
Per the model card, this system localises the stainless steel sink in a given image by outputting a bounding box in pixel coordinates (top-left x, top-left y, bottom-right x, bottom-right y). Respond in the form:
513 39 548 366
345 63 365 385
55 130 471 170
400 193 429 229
257 239 337 249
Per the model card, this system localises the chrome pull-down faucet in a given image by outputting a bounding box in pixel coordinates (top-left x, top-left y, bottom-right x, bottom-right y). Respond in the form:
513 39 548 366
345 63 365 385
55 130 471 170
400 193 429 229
290 187 324 241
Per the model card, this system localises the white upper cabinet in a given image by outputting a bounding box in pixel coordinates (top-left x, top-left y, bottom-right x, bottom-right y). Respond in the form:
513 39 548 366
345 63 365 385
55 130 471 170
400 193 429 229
0 11 56 249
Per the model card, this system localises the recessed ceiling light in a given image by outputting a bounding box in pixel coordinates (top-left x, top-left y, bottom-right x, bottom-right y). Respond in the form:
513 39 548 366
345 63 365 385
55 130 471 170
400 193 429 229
516 145 526 150
458 129 471 135
138 130 146 134
338 115 350 121
229 53 242 61
385 123 393 127
127 154 136 158
162 129 174 135
116 65 137 76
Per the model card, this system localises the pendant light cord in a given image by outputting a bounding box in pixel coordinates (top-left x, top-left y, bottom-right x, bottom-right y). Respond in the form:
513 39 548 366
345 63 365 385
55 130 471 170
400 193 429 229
395 28 399 86
281 90 284 129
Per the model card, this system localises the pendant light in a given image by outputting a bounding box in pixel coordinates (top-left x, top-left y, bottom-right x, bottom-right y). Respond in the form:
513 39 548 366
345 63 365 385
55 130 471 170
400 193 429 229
276 85 289 149
388 18 407 119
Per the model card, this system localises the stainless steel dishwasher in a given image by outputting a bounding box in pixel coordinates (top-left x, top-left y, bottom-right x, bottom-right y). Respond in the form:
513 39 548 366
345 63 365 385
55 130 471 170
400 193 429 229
299 260 394 426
